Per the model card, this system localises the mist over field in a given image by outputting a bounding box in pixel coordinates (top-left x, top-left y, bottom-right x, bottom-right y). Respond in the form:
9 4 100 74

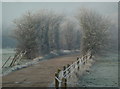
2 2 118 49
1 2 118 87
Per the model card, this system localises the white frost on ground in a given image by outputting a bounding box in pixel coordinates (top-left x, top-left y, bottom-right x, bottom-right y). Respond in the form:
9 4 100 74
77 52 118 87
2 50 80 76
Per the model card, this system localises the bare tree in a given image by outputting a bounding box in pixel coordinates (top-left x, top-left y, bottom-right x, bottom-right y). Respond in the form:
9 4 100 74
76 8 111 56
60 19 80 50
13 10 64 59
13 11 39 59
48 13 64 51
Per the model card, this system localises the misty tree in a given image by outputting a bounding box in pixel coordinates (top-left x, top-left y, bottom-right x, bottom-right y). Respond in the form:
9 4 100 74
33 11 64 53
108 23 118 51
13 10 64 59
48 13 64 51
60 19 80 50
33 10 52 55
76 8 111 56
13 11 39 59
74 30 81 49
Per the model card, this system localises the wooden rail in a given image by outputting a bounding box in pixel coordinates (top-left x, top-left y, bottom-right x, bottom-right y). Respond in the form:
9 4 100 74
55 52 92 88
9 50 26 67
2 50 26 68
2 56 11 68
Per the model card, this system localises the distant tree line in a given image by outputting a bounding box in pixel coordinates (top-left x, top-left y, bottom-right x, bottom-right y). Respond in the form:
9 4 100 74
12 8 116 59
13 10 81 59
60 19 81 50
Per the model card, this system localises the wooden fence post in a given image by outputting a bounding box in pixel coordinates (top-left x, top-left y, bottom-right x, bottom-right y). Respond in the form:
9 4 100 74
90 54 92 59
86 55 87 63
83 56 85 65
61 77 67 89
77 58 79 70
55 72 59 89
67 64 70 73
55 69 61 89
63 66 66 77
67 64 70 78
2 56 11 68
84 56 86 65
86 55 88 63
9 53 18 67
57 69 61 74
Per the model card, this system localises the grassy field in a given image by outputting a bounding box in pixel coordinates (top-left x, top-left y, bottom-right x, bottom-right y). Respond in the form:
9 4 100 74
78 51 118 87
2 48 80 76
2 48 15 67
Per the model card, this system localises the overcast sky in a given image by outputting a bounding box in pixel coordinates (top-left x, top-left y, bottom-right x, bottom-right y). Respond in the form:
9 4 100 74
0 2 118 50
2 2 118 30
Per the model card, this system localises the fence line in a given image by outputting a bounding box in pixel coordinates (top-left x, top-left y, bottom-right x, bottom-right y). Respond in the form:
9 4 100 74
2 50 26 68
55 52 92 88
10 50 26 67
2 56 11 68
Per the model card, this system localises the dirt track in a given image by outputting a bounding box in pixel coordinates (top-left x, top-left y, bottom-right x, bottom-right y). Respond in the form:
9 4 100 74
2 53 80 87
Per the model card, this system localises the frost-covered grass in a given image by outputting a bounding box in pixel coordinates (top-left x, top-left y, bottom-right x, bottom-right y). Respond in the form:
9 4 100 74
2 48 15 67
78 51 118 87
2 49 80 76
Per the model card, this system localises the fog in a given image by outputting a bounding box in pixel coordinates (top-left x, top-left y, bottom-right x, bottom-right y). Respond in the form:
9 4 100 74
0 3 2 49
2 2 118 25
1 2 118 48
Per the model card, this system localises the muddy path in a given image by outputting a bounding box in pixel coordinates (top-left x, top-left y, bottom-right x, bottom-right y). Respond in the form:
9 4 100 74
78 52 118 87
2 53 80 87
